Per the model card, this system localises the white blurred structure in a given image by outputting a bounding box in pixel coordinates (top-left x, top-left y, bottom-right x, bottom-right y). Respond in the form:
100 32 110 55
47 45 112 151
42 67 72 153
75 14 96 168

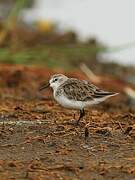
24 0 135 65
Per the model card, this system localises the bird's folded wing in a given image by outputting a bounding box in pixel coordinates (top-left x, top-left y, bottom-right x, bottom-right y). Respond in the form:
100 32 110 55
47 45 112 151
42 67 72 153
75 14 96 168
61 79 94 101
61 78 115 101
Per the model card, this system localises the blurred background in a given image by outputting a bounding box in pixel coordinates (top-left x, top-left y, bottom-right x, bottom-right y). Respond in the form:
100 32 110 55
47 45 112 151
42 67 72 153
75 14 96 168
0 0 135 105
24 0 135 65
0 0 135 65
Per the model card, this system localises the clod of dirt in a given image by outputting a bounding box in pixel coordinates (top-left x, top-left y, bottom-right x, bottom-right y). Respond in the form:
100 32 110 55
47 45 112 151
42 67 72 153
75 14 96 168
85 126 89 139
125 124 135 138
95 127 112 136
8 162 17 168
124 126 133 135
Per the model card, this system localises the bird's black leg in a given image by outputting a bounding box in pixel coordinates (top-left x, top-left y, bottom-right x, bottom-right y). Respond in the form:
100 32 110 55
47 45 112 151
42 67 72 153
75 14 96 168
76 109 85 125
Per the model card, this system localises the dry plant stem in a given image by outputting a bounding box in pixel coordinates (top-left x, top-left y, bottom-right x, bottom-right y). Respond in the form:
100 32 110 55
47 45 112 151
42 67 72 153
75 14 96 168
124 87 135 99
80 63 101 83
117 121 124 132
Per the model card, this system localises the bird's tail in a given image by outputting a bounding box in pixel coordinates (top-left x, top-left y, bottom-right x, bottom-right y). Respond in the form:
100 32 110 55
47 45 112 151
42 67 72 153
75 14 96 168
93 92 119 104
103 92 119 97
94 91 119 99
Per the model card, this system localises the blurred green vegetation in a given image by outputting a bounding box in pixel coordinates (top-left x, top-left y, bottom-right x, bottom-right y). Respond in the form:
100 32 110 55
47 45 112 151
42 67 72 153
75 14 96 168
0 44 105 70
0 0 135 72
0 0 106 70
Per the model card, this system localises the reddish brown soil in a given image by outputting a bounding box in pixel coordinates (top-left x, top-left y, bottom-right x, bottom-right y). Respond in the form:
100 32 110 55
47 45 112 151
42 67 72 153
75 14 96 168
0 64 135 180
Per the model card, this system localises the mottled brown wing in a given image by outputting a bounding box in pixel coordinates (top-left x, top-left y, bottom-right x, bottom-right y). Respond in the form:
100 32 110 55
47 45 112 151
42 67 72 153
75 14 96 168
84 80 116 98
61 78 95 101
61 78 115 101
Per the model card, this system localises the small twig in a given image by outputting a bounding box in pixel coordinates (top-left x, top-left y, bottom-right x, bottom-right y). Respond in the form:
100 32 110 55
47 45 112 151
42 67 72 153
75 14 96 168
61 131 77 137
0 120 49 126
0 143 17 147
117 121 124 132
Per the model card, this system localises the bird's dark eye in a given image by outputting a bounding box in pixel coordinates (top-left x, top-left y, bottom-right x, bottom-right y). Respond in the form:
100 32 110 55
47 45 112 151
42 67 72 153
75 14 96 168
53 78 58 82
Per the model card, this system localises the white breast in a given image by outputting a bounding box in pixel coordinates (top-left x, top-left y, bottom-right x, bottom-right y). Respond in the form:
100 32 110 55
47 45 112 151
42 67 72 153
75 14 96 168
54 94 85 109
53 89 110 110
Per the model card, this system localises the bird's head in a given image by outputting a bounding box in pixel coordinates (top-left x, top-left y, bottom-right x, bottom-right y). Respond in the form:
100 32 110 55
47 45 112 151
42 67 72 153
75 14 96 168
39 74 68 91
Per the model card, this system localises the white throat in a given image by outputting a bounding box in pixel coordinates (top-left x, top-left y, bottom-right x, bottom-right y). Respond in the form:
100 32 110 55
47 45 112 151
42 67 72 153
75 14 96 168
50 82 60 91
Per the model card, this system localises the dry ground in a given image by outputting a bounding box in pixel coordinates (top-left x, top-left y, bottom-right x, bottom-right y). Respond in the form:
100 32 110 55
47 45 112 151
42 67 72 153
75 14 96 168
0 64 134 180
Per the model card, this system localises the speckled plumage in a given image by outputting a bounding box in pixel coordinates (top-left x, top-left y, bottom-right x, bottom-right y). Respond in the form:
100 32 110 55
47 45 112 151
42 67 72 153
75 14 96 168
55 78 115 101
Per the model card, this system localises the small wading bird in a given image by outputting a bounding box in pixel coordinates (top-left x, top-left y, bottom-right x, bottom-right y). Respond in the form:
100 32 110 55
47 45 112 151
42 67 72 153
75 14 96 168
39 74 118 125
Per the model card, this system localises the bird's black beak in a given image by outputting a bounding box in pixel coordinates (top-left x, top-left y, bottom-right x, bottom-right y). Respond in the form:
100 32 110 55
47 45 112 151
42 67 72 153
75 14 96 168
39 82 50 91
